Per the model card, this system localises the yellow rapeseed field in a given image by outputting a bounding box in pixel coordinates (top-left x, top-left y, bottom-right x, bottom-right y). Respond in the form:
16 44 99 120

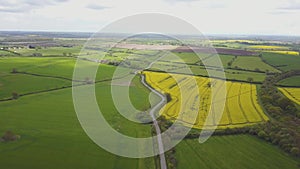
278 88 300 105
249 45 288 50
143 71 269 129
265 50 299 56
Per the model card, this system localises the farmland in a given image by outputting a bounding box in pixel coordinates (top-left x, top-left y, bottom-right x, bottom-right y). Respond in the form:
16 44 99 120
150 53 268 83
278 87 300 105
261 53 300 71
231 56 280 73
0 56 157 169
176 135 300 169
278 76 300 87
143 71 268 129
0 33 299 169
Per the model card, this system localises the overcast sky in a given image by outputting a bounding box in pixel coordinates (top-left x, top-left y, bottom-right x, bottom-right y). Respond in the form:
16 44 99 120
0 0 300 35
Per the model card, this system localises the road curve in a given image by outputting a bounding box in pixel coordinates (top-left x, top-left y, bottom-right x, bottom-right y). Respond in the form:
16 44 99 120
132 51 167 169
140 74 167 169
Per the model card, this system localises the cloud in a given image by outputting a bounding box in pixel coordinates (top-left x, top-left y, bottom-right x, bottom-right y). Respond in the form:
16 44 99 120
164 0 201 3
277 0 300 10
0 0 68 13
86 4 110 10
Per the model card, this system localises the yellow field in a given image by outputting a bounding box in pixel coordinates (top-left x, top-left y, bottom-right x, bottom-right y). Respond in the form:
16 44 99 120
249 45 288 50
265 50 299 56
143 71 268 129
278 88 300 105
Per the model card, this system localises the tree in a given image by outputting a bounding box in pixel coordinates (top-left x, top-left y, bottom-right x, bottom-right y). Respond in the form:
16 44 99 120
12 92 19 99
290 147 300 156
11 68 18 73
165 93 172 102
247 77 254 83
277 97 293 110
1 131 20 142
258 130 267 139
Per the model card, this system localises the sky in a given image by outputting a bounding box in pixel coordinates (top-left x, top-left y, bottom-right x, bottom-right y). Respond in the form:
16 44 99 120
0 0 300 35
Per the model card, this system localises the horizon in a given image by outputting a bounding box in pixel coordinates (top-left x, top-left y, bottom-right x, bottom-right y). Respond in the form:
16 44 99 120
0 0 299 36
1 30 300 38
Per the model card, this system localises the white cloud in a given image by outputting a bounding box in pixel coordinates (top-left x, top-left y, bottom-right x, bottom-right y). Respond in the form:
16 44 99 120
0 0 299 36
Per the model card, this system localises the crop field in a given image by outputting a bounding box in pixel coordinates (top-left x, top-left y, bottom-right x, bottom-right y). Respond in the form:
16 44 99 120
11 46 83 56
0 57 127 81
143 71 268 129
249 45 289 50
261 53 300 71
0 50 17 56
150 53 267 83
0 56 157 169
278 76 300 87
172 46 257 56
231 56 280 73
0 74 71 100
264 51 299 56
278 88 300 105
176 135 300 169
1 34 299 169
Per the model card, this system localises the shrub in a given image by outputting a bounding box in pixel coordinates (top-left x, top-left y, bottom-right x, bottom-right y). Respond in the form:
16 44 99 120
11 68 18 73
1 131 20 142
12 92 19 99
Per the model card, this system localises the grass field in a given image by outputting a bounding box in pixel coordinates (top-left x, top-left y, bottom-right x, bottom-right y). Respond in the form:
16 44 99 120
143 71 268 129
262 53 300 71
278 87 300 105
0 50 17 56
176 135 300 169
151 56 267 83
231 56 280 73
278 76 300 87
1 44 299 169
0 74 71 99
0 57 126 81
11 46 83 56
0 57 157 169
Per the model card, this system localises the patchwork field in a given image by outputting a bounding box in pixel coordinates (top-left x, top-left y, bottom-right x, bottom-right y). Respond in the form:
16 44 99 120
143 71 268 129
0 57 157 169
278 87 300 105
150 53 267 83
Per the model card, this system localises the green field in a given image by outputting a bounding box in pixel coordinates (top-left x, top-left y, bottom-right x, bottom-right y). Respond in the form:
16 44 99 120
176 135 300 169
262 53 300 71
0 74 70 99
0 56 157 169
278 76 300 87
0 57 126 81
0 50 17 56
231 56 280 73
0 84 155 169
1 40 299 169
12 46 83 56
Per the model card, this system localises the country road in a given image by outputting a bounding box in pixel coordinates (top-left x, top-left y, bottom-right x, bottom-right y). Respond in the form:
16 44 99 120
136 52 168 169
140 74 167 169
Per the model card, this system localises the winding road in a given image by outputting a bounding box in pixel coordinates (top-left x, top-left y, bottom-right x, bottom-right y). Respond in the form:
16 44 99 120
140 75 167 169
136 52 168 169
